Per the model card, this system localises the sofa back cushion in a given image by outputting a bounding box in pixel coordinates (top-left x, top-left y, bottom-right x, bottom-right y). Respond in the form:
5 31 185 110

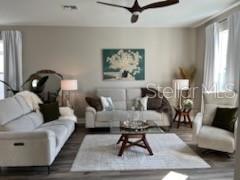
97 88 126 110
0 111 44 132
126 88 141 110
15 96 33 114
0 96 32 126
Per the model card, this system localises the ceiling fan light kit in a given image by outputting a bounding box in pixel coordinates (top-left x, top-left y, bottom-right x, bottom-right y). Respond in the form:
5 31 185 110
97 0 179 23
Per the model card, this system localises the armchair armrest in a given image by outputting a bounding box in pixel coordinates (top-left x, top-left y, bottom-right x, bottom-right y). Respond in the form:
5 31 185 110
192 112 203 144
234 119 238 147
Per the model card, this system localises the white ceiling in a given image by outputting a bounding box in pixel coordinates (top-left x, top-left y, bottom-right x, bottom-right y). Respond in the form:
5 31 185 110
0 0 238 27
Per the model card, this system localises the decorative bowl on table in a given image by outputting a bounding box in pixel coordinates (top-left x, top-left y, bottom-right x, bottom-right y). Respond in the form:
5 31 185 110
120 120 150 131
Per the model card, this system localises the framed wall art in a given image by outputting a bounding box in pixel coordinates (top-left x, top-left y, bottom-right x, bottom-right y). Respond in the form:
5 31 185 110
102 49 145 81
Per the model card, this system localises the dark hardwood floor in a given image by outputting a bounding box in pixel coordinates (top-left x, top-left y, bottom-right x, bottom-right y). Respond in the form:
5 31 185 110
0 124 235 180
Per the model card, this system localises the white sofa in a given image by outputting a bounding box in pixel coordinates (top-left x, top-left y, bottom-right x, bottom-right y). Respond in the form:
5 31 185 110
85 88 173 128
193 92 238 153
0 95 76 168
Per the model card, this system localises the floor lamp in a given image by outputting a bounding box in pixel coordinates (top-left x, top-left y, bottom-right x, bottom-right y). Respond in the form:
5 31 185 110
172 79 189 109
61 80 78 107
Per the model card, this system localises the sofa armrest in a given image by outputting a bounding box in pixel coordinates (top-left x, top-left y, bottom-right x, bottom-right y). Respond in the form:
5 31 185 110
192 112 203 144
85 106 96 128
0 130 55 140
0 130 56 166
86 106 97 114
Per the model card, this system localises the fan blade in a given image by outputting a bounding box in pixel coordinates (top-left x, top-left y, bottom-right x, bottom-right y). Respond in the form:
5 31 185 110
97 1 131 11
131 14 139 23
142 0 179 11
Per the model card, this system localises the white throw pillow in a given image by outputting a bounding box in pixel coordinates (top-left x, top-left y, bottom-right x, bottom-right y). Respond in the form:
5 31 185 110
203 104 236 125
140 96 148 111
100 96 114 111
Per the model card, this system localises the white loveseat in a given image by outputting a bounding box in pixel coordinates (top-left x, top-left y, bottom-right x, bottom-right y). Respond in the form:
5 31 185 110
85 88 173 128
193 92 238 153
0 95 76 168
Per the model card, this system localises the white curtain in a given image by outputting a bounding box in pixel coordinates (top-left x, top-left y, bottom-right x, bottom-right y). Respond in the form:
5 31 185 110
1 31 23 97
203 23 218 92
225 12 240 92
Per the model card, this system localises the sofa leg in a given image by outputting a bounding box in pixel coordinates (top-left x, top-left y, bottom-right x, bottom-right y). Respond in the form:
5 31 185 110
47 166 50 174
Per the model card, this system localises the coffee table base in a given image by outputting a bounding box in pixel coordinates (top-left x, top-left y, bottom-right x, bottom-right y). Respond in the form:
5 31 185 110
117 134 154 156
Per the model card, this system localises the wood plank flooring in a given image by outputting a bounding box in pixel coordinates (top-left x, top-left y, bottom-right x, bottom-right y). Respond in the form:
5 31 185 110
0 123 235 180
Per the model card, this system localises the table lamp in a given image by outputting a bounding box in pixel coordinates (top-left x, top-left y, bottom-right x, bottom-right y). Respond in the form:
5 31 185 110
61 80 78 107
172 79 189 108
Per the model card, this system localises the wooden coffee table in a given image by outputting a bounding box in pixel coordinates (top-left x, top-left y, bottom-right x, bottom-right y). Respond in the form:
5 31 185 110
110 120 165 156
117 133 153 156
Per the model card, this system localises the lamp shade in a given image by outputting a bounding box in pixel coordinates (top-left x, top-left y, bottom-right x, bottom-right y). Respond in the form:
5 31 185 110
172 79 189 90
61 80 78 91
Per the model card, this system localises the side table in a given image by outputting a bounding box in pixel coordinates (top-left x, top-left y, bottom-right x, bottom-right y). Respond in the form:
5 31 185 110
173 107 192 128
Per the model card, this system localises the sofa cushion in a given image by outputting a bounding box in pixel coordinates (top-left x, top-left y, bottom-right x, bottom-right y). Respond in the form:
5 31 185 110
39 119 75 135
37 122 68 146
198 126 235 153
96 110 128 122
0 97 30 125
1 111 44 132
15 95 33 114
97 88 126 110
126 88 141 110
95 110 170 126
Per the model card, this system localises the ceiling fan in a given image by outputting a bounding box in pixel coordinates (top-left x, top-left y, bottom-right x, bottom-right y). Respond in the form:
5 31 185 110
97 0 179 23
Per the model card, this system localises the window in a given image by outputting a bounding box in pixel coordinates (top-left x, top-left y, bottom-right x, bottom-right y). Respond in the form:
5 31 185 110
214 21 229 91
0 40 4 99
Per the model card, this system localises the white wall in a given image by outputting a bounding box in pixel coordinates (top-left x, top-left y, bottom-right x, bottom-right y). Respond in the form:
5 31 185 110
0 26 196 117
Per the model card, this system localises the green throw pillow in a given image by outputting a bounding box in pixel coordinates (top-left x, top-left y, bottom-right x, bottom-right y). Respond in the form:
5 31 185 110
39 102 60 122
212 107 238 133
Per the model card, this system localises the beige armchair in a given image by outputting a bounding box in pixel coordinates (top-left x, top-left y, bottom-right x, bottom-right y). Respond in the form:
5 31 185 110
193 92 238 153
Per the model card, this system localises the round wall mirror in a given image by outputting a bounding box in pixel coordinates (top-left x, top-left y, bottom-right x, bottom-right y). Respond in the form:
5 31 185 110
23 70 63 103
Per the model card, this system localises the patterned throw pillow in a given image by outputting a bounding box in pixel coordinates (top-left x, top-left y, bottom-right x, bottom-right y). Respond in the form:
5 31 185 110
100 96 114 111
134 96 148 111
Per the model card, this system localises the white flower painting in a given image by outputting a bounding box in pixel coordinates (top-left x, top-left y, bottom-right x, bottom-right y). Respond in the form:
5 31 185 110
103 49 145 80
